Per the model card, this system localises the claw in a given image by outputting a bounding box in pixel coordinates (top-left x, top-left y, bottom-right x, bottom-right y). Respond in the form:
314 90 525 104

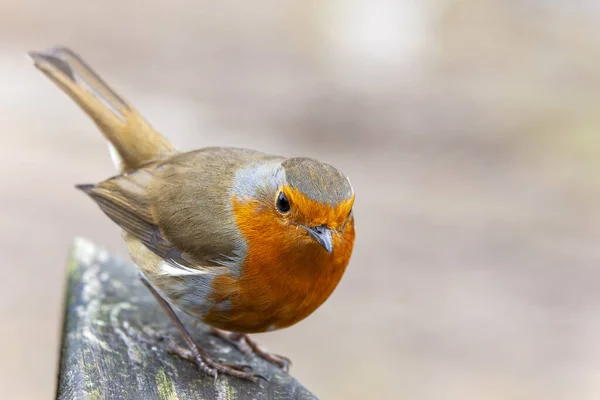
254 373 269 383
276 358 291 373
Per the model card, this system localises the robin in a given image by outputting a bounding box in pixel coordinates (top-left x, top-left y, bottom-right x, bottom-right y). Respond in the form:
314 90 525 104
29 47 356 381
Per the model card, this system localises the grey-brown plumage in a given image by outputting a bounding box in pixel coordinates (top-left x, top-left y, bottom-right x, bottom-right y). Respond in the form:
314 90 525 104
77 147 284 269
282 158 353 206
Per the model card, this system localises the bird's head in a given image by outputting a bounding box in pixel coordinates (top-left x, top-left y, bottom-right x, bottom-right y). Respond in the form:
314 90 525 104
232 157 355 257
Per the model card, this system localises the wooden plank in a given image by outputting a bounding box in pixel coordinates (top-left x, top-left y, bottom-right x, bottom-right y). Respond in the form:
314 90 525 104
57 237 317 400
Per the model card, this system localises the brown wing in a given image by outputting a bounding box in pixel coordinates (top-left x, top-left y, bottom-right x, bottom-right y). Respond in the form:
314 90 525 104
77 169 196 270
78 147 282 271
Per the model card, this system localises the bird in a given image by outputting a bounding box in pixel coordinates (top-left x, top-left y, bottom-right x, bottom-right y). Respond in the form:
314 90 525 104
29 46 356 382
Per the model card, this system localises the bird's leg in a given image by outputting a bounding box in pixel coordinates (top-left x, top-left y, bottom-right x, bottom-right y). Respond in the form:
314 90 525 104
209 327 292 372
140 277 257 382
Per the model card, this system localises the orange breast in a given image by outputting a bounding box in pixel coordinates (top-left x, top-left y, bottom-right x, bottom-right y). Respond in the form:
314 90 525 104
204 197 355 333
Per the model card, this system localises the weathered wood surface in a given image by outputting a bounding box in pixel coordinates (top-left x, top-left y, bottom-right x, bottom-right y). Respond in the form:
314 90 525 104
57 237 317 400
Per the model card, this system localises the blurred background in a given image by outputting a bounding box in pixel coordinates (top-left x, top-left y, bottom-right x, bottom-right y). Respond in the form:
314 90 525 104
1 0 600 399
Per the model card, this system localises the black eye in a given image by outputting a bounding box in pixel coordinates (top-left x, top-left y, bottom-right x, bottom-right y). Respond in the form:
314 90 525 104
276 192 291 213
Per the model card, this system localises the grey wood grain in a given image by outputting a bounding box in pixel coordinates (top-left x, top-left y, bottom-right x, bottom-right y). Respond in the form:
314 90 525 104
57 237 318 400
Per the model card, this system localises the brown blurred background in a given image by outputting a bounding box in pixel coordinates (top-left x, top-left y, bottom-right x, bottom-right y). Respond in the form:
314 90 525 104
2 1 600 399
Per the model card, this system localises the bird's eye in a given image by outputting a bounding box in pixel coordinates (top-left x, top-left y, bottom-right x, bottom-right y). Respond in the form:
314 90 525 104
276 191 291 213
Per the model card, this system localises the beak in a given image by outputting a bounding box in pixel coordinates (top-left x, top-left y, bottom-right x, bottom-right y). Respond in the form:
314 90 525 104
304 225 333 254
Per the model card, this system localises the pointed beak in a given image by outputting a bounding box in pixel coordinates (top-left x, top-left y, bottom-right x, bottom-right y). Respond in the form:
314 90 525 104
304 225 333 253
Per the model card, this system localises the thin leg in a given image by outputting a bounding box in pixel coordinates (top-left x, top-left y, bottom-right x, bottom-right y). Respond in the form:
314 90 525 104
140 277 256 381
209 327 292 372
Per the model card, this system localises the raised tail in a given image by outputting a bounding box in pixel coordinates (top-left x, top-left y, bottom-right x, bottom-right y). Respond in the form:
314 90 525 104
28 46 176 172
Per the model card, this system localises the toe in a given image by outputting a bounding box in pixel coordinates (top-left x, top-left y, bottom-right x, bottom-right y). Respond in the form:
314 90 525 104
220 362 253 372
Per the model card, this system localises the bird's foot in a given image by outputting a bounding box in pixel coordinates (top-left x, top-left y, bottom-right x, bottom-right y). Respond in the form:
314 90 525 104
209 328 292 372
159 334 260 382
140 276 261 382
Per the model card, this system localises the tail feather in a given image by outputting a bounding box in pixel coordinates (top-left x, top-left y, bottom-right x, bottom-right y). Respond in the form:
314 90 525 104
29 46 176 172
75 183 95 193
